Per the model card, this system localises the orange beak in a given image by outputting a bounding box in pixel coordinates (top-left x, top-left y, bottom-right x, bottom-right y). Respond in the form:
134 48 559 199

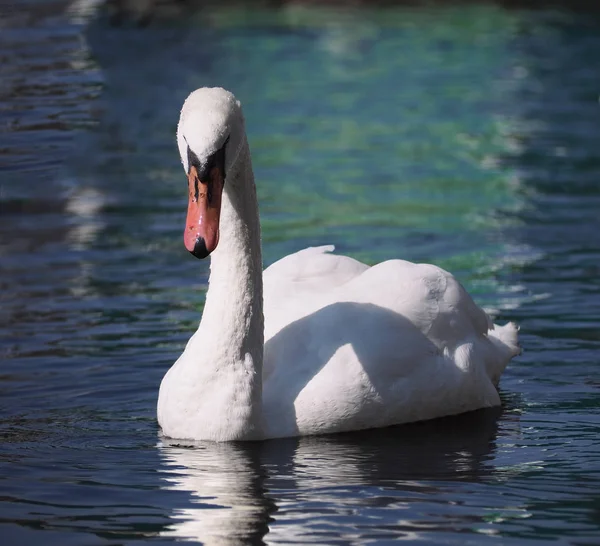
184 164 224 258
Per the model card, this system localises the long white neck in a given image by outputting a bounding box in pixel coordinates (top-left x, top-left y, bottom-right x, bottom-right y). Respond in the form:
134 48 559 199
183 139 264 441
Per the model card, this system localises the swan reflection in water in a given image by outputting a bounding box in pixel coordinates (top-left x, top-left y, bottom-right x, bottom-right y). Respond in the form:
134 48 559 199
159 407 518 544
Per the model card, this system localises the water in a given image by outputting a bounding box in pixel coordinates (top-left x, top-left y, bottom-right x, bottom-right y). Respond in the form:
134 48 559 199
1 1 599 544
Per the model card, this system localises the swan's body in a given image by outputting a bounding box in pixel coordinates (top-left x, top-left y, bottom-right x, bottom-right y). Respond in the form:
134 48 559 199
157 88 520 442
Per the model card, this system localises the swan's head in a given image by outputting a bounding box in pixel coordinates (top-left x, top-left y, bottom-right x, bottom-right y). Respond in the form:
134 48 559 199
176 87 245 259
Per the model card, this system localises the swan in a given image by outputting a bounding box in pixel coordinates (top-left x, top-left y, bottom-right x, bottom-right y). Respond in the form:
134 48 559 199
157 87 520 442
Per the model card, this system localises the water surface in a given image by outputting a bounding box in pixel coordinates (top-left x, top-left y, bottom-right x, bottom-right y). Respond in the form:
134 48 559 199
1 1 599 544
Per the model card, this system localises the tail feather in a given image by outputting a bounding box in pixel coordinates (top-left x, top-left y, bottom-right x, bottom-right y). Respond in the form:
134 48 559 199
486 322 521 386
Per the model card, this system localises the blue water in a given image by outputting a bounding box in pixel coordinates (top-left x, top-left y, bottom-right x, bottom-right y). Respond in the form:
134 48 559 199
1 1 599 544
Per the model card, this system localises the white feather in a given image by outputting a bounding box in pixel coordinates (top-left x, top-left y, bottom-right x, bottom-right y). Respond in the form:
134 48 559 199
157 87 520 442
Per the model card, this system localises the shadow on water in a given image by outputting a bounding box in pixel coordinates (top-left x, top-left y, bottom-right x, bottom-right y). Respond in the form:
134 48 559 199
160 406 504 544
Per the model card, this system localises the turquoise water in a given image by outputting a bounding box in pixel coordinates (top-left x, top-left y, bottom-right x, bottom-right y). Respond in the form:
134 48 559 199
1 1 599 544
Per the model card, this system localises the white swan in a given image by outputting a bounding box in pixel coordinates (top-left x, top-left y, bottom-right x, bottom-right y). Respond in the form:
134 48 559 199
157 87 520 442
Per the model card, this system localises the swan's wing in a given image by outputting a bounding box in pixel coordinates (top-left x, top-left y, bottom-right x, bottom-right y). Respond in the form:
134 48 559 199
263 245 369 333
264 245 369 289
262 246 370 377
342 259 519 387
335 260 489 338
262 260 519 437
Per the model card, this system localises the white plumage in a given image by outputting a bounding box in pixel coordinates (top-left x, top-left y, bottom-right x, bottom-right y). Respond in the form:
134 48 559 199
157 87 520 442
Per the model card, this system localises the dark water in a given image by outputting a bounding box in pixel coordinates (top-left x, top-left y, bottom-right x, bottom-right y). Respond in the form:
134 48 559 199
1 1 599 544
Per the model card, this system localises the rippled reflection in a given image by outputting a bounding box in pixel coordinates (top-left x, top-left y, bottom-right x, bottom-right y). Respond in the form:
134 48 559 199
159 409 532 544
160 441 273 545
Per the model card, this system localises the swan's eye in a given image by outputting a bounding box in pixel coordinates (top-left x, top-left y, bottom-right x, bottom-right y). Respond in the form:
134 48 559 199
187 145 202 177
186 136 229 182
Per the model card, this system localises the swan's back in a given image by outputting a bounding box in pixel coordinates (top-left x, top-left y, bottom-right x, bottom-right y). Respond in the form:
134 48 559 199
263 245 369 341
261 246 519 438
